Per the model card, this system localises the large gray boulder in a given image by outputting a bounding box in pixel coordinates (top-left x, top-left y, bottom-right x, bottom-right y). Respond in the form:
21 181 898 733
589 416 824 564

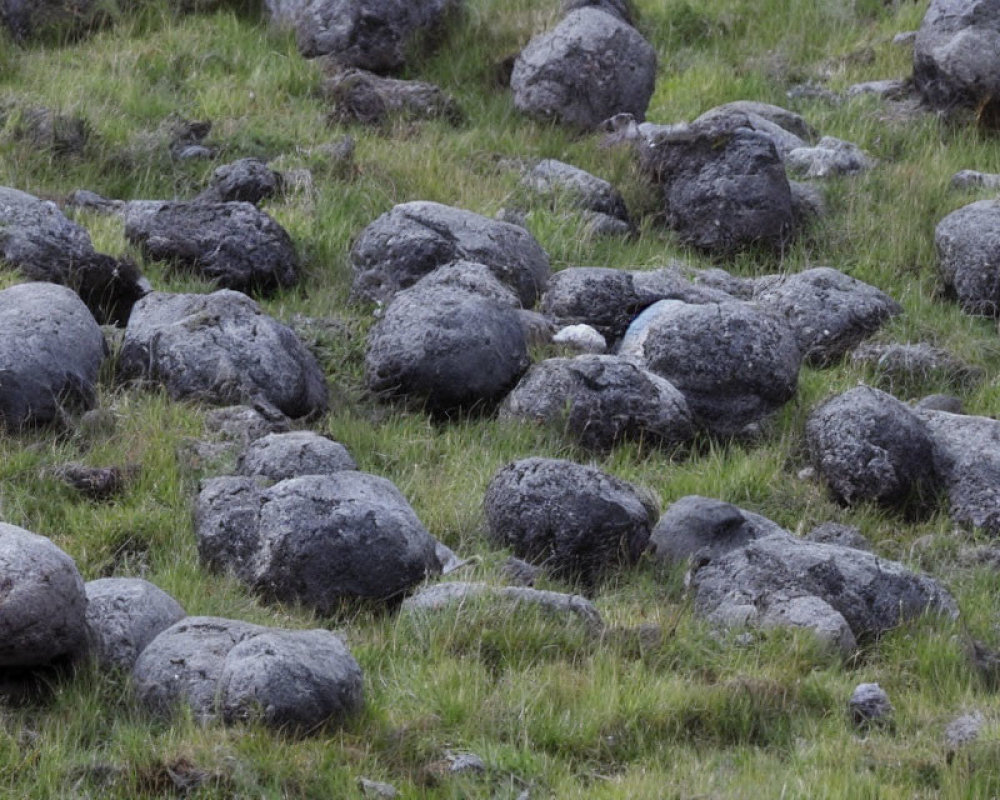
350 201 550 306
124 202 299 295
0 282 106 429
279 0 459 70
84 578 186 671
919 409 1000 533
236 431 357 483
484 457 657 585
500 354 694 452
935 199 1000 316
913 0 1000 111
639 114 796 255
510 8 657 130
365 283 530 413
195 472 441 610
754 267 901 365
0 524 90 668
133 617 364 731
119 290 328 419
806 386 938 510
618 299 801 437
0 187 146 325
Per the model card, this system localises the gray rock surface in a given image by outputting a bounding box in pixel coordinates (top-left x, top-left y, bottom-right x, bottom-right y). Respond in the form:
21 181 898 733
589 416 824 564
639 114 795 255
619 299 801 437
124 202 298 294
0 282 107 429
484 457 656 584
196 158 283 205
935 199 1000 316
0 186 146 325
523 159 630 225
845 79 908 99
951 170 1000 190
204 404 292 443
511 8 657 130
785 137 875 178
350 201 550 306
84 578 186 671
789 181 827 224
500 354 694 452
0 0 103 41
323 67 462 125
196 472 441 609
365 283 529 413
804 523 871 552
562 0 633 25
945 711 985 748
693 102 811 159
119 290 328 419
806 386 937 509
0 524 90 668
913 0 1000 110
408 260 520 308
850 341 981 393
850 683 893 727
133 617 364 730
551 324 607 353
754 267 901 365
236 431 357 482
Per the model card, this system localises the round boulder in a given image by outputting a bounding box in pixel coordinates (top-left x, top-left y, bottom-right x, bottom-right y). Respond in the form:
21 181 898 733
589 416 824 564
806 386 938 509
511 8 657 130
935 199 1000 316
236 431 357 483
500 354 694 452
119 290 328 419
484 457 657 585
0 523 89 668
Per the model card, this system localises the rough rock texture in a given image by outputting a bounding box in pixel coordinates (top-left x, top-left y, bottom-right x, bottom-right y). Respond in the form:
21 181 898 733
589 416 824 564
935 199 1000 316
0 186 146 325
402 581 604 631
282 0 458 70
510 8 657 130
119 290 328 419
806 386 938 509
754 267 901 365
236 431 357 483
407 260 520 307
639 114 795 255
850 341 982 393
0 282 107 429
323 67 462 125
805 523 871 552
919 409 1000 533
133 617 364 730
850 683 893 728
195 472 441 609
84 578 186 671
693 102 811 159
913 0 1000 111
500 354 694 451
484 457 657 585
619 300 801 436
523 159 630 225
365 283 530 413
0 0 104 41
785 137 875 178
350 201 550 306
951 169 1000 190
0 524 90 668
125 202 298 294
205 404 292 444
196 158 283 205
562 0 633 25
551 324 606 353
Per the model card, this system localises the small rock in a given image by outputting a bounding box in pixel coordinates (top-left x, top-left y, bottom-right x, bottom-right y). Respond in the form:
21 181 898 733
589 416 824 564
893 31 917 46
951 170 1000 191
359 778 398 799
915 394 964 414
849 683 893 728
945 711 985 748
322 67 462 126
845 79 908 99
236 431 357 483
446 752 486 774
50 463 137 501
804 523 871 551
785 137 875 179
502 556 543 586
552 324 607 353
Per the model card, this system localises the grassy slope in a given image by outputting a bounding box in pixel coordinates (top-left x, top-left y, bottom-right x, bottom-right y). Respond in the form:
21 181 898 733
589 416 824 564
2 0 1000 797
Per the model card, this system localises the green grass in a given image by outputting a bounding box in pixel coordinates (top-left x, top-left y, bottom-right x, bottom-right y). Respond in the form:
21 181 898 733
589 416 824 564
3 0 1000 797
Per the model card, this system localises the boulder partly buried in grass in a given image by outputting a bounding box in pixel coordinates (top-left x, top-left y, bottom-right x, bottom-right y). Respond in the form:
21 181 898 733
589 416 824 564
236 431 357 483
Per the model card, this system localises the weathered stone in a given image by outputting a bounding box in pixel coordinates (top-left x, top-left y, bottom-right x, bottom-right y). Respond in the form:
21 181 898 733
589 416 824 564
936 199 1000 316
0 0 106 41
845 79 908 99
407 260 520 307
945 711 985 748
119 290 328 419
523 159 630 224
322 67 462 125
562 0 633 25
693 102 811 159
552 324 606 353
850 683 893 727
511 8 657 130
196 158 283 205
804 523 871 552
204 405 292 443
851 341 982 393
951 170 1000 191
785 137 875 179
236 431 356 482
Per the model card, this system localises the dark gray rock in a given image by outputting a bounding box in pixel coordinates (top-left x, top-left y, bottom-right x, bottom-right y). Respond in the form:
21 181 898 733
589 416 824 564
936 199 1000 316
484 457 656 585
0 282 106 429
806 386 938 509
913 0 1000 111
133 617 364 731
523 159 630 225
502 556 543 586
0 524 89 668
365 283 529 413
0 186 146 325
648 495 785 566
194 476 265 584
582 211 632 237
236 431 357 482
322 67 462 125
639 114 795 255
785 137 875 178
789 181 827 224
196 158 283 205
693 102 811 159
916 393 965 414
851 341 982 393
119 290 328 419
918 409 1000 533
850 683 893 728
124 201 298 295
951 170 1000 191
84 578 185 671
408 260 520 308
500 354 694 452
0 0 104 41
511 8 657 130
281 0 458 70
204 405 292 443
845 79 909 99
350 201 550 307
804 523 871 552
754 267 901 365
1 104 89 156
619 300 801 437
